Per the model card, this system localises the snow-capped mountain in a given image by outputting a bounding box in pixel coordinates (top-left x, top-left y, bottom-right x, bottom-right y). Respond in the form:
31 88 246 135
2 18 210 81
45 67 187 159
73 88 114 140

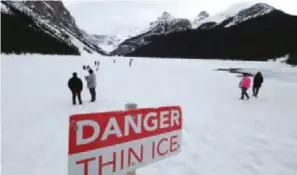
192 11 210 28
192 2 275 29
123 3 297 63
148 12 175 30
111 12 191 55
146 12 192 34
113 3 273 55
223 3 275 27
92 35 122 53
1 1 106 55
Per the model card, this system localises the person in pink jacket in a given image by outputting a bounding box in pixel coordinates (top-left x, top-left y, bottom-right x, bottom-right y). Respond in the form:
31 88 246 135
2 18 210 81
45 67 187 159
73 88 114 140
239 73 251 100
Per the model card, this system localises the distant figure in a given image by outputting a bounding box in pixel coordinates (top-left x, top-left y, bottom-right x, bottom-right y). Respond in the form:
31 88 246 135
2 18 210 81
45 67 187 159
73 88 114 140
95 60 100 71
68 72 83 105
253 71 264 98
94 60 100 66
113 59 116 64
239 73 251 100
85 69 97 102
129 58 133 67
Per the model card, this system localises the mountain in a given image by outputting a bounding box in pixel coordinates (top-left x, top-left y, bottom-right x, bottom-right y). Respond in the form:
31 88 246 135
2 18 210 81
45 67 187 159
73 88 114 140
1 1 107 55
1 1 79 55
92 34 122 53
223 3 275 27
191 2 256 30
110 12 192 56
192 11 210 28
123 3 297 64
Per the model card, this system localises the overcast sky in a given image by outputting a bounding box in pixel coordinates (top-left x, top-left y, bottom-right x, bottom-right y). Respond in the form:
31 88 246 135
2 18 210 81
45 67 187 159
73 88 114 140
63 0 297 35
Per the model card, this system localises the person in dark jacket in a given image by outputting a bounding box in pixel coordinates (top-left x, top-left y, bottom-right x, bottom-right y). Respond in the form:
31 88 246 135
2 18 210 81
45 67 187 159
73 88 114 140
68 72 83 105
253 71 264 98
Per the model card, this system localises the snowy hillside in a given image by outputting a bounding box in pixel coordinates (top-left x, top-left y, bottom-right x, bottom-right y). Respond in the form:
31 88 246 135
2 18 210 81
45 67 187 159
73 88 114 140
192 11 210 28
112 2 289 57
192 2 275 29
1 1 106 55
2 54 297 175
224 3 275 27
92 35 122 53
112 12 191 55
147 12 175 31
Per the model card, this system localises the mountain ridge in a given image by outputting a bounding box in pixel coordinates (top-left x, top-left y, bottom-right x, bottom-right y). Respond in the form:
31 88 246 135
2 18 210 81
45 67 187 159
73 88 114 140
127 9 297 63
109 3 280 55
1 0 107 55
105 2 297 65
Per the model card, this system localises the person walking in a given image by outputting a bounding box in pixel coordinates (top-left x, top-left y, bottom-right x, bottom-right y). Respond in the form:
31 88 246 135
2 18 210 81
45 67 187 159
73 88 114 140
253 71 264 98
239 73 251 100
129 58 133 67
85 69 97 102
68 72 83 105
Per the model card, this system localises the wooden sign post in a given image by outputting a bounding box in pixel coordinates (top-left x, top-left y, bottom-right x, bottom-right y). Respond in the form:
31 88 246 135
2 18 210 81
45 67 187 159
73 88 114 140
125 103 138 175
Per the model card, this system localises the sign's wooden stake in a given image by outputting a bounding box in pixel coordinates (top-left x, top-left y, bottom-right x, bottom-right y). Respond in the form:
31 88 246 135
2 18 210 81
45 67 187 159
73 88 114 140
125 103 137 175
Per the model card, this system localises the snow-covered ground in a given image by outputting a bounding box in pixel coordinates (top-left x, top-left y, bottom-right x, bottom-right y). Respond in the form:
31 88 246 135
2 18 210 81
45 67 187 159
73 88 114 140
2 54 297 175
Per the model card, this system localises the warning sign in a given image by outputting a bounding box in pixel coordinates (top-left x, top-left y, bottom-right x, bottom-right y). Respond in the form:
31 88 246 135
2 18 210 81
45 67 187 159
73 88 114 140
68 106 182 175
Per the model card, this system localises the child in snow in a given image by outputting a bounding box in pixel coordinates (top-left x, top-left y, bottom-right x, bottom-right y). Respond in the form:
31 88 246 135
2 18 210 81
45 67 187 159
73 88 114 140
239 73 251 100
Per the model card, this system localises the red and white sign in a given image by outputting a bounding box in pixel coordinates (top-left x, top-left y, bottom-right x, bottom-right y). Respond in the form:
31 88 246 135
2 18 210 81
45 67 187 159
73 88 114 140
68 106 182 175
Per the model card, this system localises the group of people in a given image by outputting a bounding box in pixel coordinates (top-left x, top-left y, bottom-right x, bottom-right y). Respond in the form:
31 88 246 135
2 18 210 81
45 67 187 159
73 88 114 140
67 59 134 105
67 68 97 105
239 71 264 100
112 58 133 67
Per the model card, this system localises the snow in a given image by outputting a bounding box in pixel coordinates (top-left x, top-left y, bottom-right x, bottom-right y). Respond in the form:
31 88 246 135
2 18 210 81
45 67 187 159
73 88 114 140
93 35 123 53
143 12 175 33
222 1 255 17
192 11 210 27
98 42 120 53
3 1 101 55
2 54 297 175
1 3 13 14
61 28 94 54
4 1 68 45
225 3 274 27
192 2 254 28
192 2 258 28
42 1 55 13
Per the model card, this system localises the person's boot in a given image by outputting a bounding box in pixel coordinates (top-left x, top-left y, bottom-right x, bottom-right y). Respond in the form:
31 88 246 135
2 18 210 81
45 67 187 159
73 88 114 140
90 97 95 102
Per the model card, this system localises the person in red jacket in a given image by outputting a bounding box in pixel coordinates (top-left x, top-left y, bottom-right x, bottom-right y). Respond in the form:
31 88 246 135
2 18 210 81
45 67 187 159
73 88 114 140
68 72 83 105
239 73 251 100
